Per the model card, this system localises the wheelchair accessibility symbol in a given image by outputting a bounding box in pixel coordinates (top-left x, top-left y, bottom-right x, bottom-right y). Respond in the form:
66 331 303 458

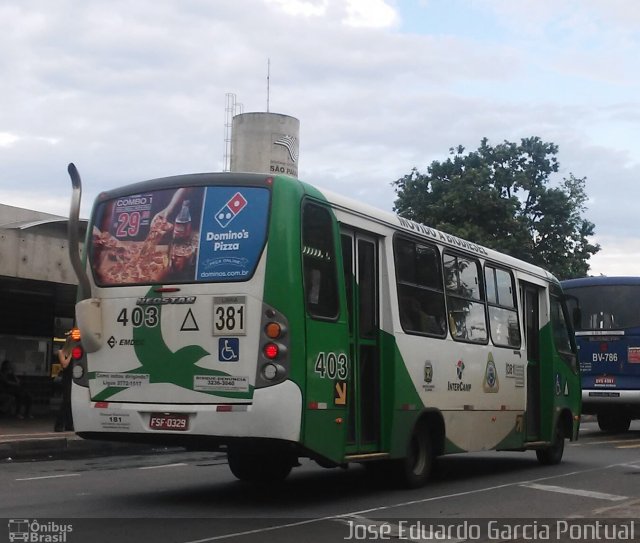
218 338 239 362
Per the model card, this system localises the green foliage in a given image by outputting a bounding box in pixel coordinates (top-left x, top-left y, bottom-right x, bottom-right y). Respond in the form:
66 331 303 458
392 137 600 280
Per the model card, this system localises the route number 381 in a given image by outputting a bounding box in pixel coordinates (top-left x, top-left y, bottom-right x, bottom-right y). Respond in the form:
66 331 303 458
213 303 246 336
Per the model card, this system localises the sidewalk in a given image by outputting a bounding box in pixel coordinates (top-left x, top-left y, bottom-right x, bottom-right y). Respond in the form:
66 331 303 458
0 411 167 461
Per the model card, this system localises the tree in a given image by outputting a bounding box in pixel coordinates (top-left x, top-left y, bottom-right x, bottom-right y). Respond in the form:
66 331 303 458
392 137 600 279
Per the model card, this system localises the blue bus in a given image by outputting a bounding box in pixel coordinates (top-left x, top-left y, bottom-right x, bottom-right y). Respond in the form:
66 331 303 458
562 276 640 433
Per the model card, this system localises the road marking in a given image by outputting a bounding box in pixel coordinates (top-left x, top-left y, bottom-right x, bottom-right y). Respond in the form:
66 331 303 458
617 462 640 469
16 473 80 481
522 483 628 501
138 463 188 470
181 518 324 542
616 443 640 449
179 464 625 543
578 438 640 446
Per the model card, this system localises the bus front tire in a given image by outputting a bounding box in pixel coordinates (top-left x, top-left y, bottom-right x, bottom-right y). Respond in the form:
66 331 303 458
597 411 631 433
227 451 293 483
395 423 433 488
536 424 565 466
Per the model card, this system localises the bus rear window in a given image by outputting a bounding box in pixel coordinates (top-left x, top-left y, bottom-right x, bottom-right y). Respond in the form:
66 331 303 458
564 285 640 330
90 186 270 286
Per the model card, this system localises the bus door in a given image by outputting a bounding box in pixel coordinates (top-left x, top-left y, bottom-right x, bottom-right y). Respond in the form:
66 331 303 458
522 282 542 440
301 202 351 463
341 228 381 454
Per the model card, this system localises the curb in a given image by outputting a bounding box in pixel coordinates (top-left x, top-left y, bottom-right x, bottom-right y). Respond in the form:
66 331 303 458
1 435 178 461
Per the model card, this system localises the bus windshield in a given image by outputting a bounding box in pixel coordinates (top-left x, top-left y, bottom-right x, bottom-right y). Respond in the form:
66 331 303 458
565 284 640 331
90 185 270 286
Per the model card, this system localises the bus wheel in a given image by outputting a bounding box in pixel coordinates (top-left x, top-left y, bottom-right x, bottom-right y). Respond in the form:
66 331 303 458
227 451 293 483
597 411 631 433
395 423 433 488
536 424 565 465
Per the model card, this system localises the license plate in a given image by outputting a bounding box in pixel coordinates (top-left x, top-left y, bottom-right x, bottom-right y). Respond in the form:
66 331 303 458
149 413 189 431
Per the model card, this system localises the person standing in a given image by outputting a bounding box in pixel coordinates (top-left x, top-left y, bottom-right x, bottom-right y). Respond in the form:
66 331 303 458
0 359 33 419
54 336 74 432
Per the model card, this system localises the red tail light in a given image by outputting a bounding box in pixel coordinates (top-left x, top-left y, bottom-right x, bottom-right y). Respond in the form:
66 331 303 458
263 343 279 359
72 346 84 360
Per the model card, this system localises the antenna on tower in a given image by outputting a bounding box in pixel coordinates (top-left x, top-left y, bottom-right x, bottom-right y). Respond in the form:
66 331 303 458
267 58 270 113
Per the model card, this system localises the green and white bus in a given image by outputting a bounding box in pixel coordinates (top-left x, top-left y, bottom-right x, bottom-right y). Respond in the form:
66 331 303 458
66 165 581 487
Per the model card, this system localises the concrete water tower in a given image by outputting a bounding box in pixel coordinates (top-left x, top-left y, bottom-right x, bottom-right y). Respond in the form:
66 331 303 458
230 112 300 177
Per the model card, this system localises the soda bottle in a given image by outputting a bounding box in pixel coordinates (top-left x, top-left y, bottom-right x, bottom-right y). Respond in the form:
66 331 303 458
170 200 193 273
173 200 192 240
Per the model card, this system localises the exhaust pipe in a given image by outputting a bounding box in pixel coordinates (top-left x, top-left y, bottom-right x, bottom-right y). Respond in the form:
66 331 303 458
67 163 92 301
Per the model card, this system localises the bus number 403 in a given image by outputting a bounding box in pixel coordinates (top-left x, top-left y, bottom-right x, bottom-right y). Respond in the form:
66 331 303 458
117 307 159 328
314 352 349 380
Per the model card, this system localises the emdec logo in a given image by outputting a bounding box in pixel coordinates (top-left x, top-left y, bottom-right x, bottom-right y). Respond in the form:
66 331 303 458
215 192 247 228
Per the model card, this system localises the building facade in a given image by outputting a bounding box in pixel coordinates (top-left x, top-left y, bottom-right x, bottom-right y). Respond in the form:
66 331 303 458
0 204 86 412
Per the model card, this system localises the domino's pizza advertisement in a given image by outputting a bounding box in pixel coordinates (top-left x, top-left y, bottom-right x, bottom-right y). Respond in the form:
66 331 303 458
196 187 270 282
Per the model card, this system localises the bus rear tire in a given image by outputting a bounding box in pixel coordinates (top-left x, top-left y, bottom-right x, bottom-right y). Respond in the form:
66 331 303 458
394 422 433 488
227 451 293 483
536 423 565 465
597 411 631 433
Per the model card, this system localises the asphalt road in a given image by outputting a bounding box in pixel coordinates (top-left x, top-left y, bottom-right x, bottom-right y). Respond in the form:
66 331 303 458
2 420 639 542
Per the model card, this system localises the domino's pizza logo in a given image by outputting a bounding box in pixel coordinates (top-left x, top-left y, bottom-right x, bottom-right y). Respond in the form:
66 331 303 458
215 192 248 228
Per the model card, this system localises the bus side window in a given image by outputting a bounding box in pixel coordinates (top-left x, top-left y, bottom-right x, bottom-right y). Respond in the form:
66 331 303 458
393 236 446 337
443 253 487 343
302 203 339 320
484 266 521 348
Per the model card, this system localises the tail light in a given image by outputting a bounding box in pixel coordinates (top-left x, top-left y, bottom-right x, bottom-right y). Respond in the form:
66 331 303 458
263 343 279 359
68 327 89 386
256 305 290 388
265 322 282 339
71 346 84 360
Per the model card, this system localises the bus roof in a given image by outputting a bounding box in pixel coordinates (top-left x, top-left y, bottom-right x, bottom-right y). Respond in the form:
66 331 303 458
90 171 558 285
561 276 640 288
93 172 272 202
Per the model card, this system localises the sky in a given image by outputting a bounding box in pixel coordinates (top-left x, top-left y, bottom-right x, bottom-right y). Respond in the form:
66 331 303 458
1 0 639 276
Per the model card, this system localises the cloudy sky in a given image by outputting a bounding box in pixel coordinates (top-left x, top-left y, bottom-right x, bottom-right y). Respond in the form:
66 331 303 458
1 0 639 276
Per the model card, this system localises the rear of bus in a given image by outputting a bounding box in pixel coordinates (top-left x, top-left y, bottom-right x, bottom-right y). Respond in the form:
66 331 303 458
562 276 640 433
70 173 305 459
